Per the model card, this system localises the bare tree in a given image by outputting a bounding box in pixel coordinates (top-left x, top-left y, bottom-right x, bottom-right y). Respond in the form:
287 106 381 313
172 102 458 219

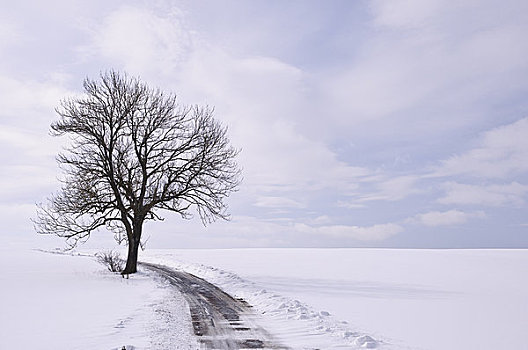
35 71 241 275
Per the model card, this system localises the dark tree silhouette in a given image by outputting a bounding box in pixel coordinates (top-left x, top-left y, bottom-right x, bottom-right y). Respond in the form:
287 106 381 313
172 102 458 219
35 71 241 275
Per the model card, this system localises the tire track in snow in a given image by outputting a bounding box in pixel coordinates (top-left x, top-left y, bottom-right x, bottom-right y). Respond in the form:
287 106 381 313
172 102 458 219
140 262 288 349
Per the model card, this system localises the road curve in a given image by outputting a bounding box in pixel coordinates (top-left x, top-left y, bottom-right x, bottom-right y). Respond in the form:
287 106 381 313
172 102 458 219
140 262 288 350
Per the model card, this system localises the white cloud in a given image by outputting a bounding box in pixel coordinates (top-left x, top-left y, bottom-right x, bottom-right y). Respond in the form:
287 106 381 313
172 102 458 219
0 203 36 233
0 76 68 206
438 182 528 207
0 126 61 159
0 19 21 51
172 40 372 197
410 209 485 227
322 0 528 141
0 127 39 151
140 214 292 248
337 201 366 209
85 5 191 77
87 5 373 197
356 175 421 202
254 196 305 209
0 75 67 124
434 118 528 179
309 215 333 225
295 222 403 241
234 119 370 193
0 165 57 203
370 0 446 29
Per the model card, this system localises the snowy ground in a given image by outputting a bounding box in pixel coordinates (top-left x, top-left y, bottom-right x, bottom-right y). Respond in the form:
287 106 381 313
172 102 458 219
1 246 526 349
141 248 528 350
0 245 198 350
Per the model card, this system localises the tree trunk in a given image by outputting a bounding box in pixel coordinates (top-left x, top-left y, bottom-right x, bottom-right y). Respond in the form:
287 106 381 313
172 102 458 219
122 218 144 275
122 236 140 275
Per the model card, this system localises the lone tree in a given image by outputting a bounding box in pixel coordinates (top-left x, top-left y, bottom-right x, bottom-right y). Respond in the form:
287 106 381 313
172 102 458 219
35 71 241 275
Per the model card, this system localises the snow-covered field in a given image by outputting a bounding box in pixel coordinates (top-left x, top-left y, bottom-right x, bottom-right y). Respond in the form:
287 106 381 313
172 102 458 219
142 248 528 350
0 245 198 350
1 246 526 349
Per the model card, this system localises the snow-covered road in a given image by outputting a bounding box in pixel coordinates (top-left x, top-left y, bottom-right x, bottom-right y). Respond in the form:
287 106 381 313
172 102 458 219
141 262 287 349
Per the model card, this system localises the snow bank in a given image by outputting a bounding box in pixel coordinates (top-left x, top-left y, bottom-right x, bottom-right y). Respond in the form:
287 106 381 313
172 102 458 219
0 247 198 350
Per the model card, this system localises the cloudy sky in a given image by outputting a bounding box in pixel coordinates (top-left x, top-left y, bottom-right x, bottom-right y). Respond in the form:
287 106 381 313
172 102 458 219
1 0 527 249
